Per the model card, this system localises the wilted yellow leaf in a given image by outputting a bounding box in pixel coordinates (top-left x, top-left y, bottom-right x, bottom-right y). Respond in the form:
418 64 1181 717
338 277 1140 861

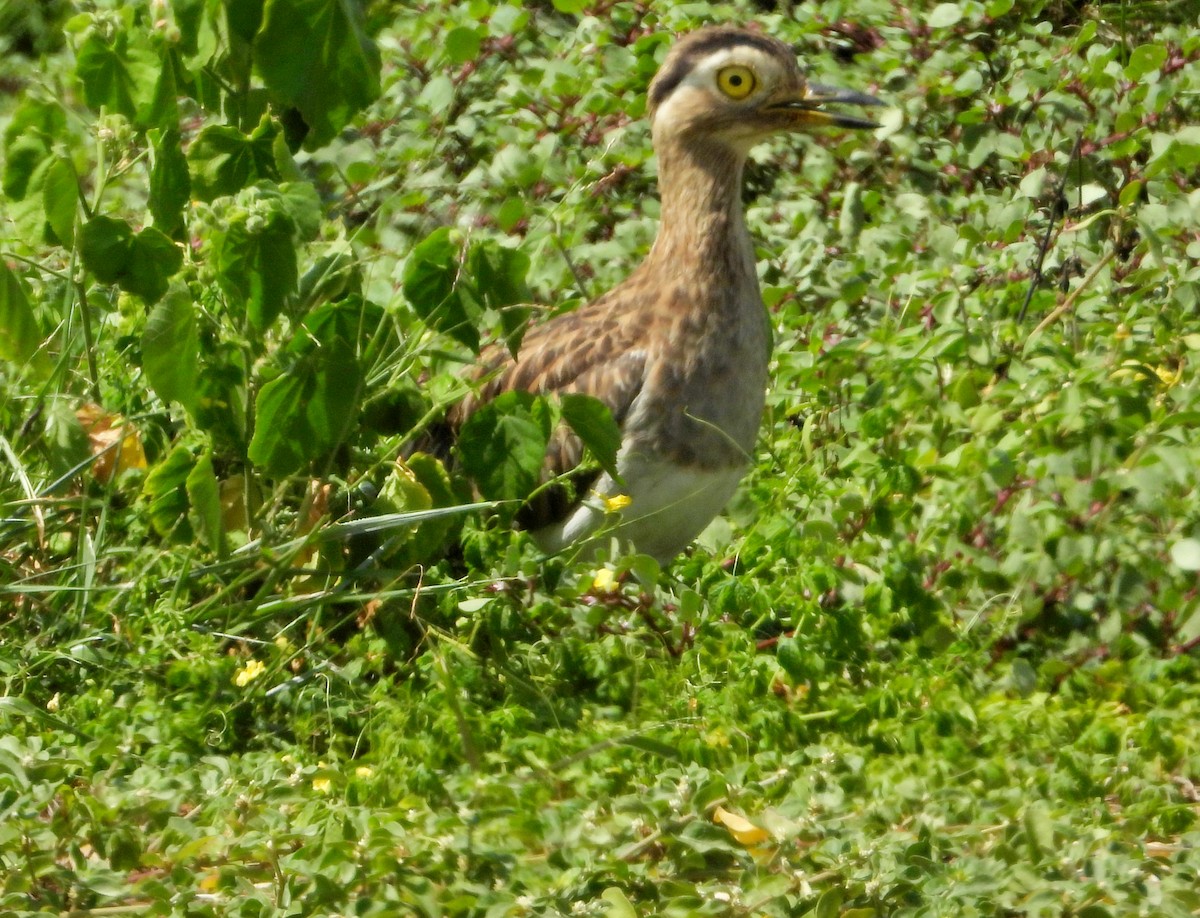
76 404 147 483
713 805 770 846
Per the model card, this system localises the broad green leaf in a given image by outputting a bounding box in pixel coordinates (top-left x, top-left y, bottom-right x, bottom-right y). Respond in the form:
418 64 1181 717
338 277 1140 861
927 3 963 27
142 445 196 538
560 392 621 479
74 31 160 123
143 285 199 411
0 263 45 370
1170 538 1200 572
402 227 480 352
466 239 532 310
186 451 225 557
444 26 482 64
126 226 184 303
149 128 191 238
79 215 135 286
187 118 281 202
248 299 369 476
815 887 844 918
466 238 532 352
41 156 78 247
457 391 551 502
276 181 322 241
1125 44 1167 81
255 0 381 149
1023 801 1055 862
599 887 637 918
775 637 806 682
80 216 183 303
2 99 66 200
216 211 298 329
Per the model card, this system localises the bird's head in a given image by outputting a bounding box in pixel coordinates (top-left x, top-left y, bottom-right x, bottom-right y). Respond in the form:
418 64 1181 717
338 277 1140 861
647 26 882 153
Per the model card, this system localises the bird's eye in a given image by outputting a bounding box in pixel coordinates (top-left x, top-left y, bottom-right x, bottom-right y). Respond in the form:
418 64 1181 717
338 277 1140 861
716 65 757 100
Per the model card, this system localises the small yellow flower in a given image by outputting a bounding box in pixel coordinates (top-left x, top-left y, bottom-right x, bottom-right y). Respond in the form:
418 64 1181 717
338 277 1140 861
234 658 266 687
592 568 619 593
312 776 332 794
355 766 374 779
603 493 632 512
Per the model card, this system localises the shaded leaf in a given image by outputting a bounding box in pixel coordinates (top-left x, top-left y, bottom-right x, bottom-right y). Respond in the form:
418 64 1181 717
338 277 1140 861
560 392 621 480
143 285 199 411
0 262 45 371
457 391 552 502
402 227 480 352
255 0 381 149
188 118 281 202
42 156 78 247
149 127 191 238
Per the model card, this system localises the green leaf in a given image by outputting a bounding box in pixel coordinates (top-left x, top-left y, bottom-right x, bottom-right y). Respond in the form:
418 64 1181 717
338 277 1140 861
187 118 281 202
776 637 806 682
248 299 370 476
187 451 225 557
216 211 298 330
74 30 160 123
457 391 552 502
815 888 844 918
41 156 78 247
402 227 480 352
444 26 483 65
142 445 196 538
149 128 192 238
80 216 183 303
126 226 184 303
1170 538 1200 572
560 392 621 480
255 0 381 149
80 215 135 286
599 887 638 918
2 99 65 200
927 3 963 27
143 285 199 411
1023 801 1055 862
0 262 45 371
466 238 532 352
1125 44 1167 81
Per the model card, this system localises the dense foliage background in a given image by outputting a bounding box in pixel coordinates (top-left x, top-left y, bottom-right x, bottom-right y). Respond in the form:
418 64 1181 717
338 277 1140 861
3 0 1200 914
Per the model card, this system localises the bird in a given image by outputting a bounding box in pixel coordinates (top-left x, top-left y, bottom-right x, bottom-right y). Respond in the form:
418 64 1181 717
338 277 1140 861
432 25 881 564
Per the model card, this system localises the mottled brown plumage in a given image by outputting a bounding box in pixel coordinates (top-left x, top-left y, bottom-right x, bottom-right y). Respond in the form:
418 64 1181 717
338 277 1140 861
440 26 880 562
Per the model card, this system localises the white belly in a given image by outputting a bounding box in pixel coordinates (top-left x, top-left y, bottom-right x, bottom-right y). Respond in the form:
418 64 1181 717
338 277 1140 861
530 454 747 564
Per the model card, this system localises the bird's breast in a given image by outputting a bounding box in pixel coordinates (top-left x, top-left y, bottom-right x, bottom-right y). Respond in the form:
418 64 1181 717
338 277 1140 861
629 284 770 469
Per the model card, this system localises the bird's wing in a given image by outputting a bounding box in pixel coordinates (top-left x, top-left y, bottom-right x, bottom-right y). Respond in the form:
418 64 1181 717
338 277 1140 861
449 291 652 528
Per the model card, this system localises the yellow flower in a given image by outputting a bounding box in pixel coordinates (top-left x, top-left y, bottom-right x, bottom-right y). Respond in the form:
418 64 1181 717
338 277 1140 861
355 766 373 779
603 494 632 512
234 658 266 687
592 568 619 593
47 693 61 713
312 776 333 794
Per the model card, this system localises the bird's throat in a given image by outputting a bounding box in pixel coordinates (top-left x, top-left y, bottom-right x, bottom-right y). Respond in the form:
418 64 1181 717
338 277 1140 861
645 140 756 289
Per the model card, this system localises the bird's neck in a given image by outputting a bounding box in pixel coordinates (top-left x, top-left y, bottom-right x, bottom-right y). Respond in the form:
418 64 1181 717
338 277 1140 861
643 138 756 291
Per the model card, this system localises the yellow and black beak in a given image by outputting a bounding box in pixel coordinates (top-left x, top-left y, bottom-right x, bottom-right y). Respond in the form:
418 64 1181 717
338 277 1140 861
771 82 884 129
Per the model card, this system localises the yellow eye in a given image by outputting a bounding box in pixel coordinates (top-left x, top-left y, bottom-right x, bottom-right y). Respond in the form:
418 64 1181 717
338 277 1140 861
716 65 757 100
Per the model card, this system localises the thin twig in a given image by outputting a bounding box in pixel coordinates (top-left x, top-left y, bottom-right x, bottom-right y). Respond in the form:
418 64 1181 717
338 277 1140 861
1023 248 1117 350
1017 130 1084 324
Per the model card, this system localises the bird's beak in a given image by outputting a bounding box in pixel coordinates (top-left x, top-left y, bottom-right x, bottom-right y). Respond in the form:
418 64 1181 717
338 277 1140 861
769 82 884 130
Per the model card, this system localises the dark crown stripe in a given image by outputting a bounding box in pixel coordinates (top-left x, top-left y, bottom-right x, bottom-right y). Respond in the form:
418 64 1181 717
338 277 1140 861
648 30 787 109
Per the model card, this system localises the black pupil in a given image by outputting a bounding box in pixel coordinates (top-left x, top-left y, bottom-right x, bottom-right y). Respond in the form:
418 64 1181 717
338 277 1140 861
730 74 742 86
